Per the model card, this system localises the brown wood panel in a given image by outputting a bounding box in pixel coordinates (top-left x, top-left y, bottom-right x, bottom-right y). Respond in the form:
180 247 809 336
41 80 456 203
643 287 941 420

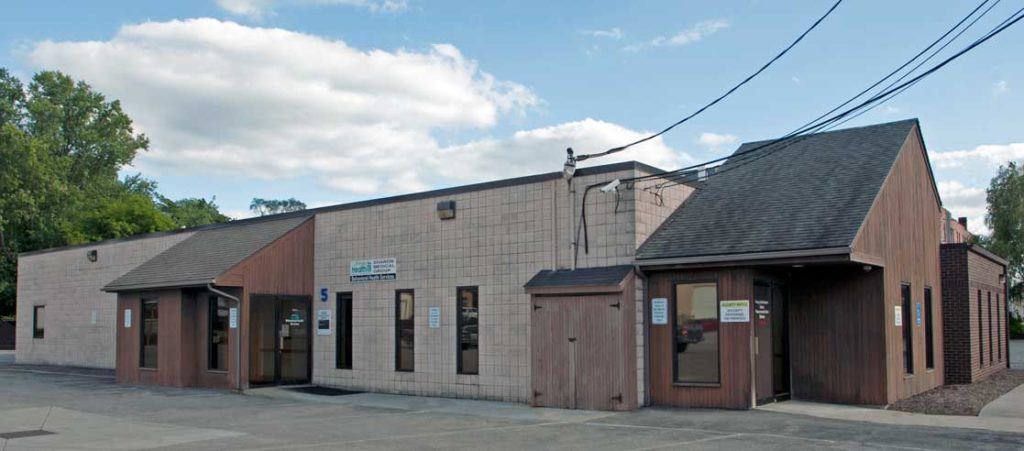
852 125 944 403
575 292 631 411
647 268 753 409
115 290 188 387
530 296 574 408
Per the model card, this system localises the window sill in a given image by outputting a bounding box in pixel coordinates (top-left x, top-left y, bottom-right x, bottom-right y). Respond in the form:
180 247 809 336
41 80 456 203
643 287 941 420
673 382 721 388
140 367 157 371
904 374 914 379
206 370 228 374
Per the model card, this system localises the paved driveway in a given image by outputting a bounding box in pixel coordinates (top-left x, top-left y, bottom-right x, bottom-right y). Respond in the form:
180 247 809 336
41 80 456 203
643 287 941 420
1 361 1024 450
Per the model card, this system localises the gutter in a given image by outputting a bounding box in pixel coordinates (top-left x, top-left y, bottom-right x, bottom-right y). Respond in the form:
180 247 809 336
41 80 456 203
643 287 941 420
635 246 853 267
208 283 243 393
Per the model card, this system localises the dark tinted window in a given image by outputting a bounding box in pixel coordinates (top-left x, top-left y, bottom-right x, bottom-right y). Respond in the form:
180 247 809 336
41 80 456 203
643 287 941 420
457 287 479 375
988 292 994 365
33 306 45 339
337 292 353 369
924 287 934 370
395 290 414 372
901 284 913 374
141 299 158 368
209 296 229 371
978 290 984 366
674 282 719 384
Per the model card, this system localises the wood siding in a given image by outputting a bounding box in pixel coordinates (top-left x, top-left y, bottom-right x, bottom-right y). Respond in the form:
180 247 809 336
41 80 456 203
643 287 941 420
116 290 194 386
647 269 753 409
852 125 944 403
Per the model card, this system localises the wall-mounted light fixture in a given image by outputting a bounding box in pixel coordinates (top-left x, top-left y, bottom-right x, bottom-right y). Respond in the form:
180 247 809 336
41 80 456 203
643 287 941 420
87 250 98 262
437 200 456 220
999 273 1006 285
563 148 576 182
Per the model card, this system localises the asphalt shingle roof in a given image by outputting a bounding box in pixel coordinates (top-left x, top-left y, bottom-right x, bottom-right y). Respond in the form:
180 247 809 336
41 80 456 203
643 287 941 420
104 215 311 292
524 265 634 288
635 119 920 261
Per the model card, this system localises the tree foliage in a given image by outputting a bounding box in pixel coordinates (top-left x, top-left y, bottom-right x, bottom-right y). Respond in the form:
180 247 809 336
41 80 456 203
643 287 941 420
984 161 1024 302
158 195 230 228
250 198 307 216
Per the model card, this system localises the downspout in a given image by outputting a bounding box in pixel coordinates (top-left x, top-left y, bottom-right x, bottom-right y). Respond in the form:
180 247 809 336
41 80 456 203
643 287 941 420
208 283 242 393
633 264 651 407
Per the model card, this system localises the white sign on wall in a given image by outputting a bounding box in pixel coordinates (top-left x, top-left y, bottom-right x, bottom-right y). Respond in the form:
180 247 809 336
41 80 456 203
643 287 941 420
428 307 441 329
720 300 750 323
350 258 398 282
229 308 238 329
124 309 132 328
894 305 903 327
317 309 331 335
651 298 668 325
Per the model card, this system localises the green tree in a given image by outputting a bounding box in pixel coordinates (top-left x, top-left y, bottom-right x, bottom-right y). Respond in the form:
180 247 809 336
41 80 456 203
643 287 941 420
158 195 230 228
75 194 177 242
250 198 306 216
984 162 1024 302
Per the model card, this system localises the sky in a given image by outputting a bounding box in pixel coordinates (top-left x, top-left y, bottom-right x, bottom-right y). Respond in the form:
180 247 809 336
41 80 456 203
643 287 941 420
2 0 1021 234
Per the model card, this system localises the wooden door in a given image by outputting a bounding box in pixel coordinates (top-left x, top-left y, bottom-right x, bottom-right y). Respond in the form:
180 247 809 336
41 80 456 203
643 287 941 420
530 296 574 408
753 282 773 405
574 294 627 410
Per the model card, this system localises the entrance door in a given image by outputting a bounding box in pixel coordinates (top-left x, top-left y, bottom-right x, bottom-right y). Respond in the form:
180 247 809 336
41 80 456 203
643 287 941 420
249 295 311 386
754 282 790 405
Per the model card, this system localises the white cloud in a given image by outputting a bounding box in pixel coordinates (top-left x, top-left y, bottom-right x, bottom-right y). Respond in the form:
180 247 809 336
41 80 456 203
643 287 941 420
937 180 989 235
993 80 1009 96
697 132 738 149
622 19 729 52
881 105 900 115
585 28 623 40
791 76 801 84
216 0 408 19
26 19 689 197
930 143 1024 169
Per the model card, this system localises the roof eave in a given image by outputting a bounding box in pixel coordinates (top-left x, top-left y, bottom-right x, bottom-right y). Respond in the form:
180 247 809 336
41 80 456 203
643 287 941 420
635 246 855 268
102 279 215 293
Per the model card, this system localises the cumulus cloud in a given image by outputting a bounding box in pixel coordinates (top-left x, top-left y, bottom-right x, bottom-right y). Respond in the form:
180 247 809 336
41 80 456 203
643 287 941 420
697 132 738 149
623 20 729 52
26 19 688 196
992 80 1009 96
937 180 989 235
585 27 624 40
216 0 408 19
930 143 1024 169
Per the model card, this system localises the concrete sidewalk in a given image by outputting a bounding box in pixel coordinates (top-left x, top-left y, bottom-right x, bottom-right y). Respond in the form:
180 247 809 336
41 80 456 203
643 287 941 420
760 400 1024 435
981 380 1024 419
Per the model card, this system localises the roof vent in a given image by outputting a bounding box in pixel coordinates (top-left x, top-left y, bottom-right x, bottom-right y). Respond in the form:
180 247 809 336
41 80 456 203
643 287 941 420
86 249 98 262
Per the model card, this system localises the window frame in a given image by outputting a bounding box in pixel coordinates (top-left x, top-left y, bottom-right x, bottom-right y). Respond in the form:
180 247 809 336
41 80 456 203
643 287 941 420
997 293 1002 361
208 295 229 371
140 298 159 369
32 305 45 339
978 289 984 366
456 286 479 375
901 283 914 375
671 279 721 386
336 292 353 370
988 291 994 365
394 289 415 372
924 286 934 370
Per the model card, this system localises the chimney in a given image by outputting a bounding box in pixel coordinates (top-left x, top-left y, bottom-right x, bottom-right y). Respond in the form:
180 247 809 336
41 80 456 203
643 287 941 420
958 217 968 228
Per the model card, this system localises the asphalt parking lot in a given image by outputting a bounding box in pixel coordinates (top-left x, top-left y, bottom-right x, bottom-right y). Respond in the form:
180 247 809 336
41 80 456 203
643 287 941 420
1 354 1023 450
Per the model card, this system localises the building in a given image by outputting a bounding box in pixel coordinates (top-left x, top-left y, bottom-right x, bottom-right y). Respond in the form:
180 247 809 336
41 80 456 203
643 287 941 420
940 209 972 244
15 119 976 410
940 243 1009 384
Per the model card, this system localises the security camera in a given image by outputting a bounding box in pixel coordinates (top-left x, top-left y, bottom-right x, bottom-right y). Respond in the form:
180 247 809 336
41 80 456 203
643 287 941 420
600 179 621 193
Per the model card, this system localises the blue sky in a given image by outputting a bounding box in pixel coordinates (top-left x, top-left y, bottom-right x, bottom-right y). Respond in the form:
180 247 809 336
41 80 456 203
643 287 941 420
2 0 1021 233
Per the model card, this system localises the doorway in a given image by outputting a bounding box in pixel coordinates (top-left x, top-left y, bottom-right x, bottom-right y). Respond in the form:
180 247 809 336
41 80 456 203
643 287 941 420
754 281 790 405
249 295 312 386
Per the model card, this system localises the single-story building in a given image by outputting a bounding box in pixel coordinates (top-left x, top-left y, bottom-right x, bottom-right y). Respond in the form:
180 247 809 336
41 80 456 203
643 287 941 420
15 118 997 410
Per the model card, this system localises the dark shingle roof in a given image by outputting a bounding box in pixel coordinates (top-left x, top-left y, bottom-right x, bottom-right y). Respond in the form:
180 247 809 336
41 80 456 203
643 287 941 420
104 215 311 292
636 119 920 262
524 265 634 288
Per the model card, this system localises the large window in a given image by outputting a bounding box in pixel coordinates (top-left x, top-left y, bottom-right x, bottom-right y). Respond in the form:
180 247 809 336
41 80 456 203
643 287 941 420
924 287 934 370
395 290 414 372
988 292 994 365
208 296 229 371
457 287 479 375
32 306 45 339
997 294 1003 361
901 284 913 375
141 299 159 369
674 282 719 384
336 292 353 370
978 290 984 366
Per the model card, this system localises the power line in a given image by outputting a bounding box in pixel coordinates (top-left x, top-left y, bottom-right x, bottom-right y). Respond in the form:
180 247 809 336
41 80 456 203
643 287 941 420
572 0 844 163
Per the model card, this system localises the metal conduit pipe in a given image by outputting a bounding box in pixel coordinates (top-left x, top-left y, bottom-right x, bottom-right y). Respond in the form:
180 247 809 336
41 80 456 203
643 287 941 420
207 284 242 393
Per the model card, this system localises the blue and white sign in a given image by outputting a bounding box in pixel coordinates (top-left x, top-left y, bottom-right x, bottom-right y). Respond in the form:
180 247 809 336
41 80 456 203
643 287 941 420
320 288 328 302
350 258 397 282
651 298 668 325
915 302 922 326
428 307 441 329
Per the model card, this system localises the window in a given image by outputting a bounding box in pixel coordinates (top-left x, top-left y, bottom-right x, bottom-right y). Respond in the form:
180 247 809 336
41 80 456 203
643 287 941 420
140 299 158 368
336 292 353 370
208 296 229 371
901 284 913 375
395 290 414 372
674 282 719 384
997 294 1002 361
924 287 934 370
32 306 45 339
988 292 994 365
978 290 984 366
457 287 479 375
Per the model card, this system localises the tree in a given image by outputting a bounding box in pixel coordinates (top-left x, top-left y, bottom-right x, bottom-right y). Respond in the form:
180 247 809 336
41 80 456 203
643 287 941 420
984 162 1024 302
75 194 177 242
250 198 307 216
158 195 230 228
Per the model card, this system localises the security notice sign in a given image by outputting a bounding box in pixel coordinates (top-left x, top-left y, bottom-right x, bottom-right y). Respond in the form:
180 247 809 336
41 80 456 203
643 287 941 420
350 258 397 282
317 309 331 335
651 298 668 325
720 300 750 323
894 306 903 327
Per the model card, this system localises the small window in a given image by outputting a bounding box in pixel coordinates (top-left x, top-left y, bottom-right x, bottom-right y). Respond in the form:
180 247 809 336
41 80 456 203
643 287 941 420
141 299 158 368
978 290 984 366
395 290 414 372
924 287 934 370
997 294 1002 361
336 292 353 370
674 282 720 384
901 284 913 375
988 292 994 365
33 306 45 339
208 296 229 371
457 287 479 375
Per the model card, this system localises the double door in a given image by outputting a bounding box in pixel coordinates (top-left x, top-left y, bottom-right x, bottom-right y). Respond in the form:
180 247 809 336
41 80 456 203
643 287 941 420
250 295 311 386
754 282 790 405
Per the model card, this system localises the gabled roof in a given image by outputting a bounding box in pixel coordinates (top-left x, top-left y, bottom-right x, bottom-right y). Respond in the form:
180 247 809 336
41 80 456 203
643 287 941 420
104 216 311 292
636 119 920 263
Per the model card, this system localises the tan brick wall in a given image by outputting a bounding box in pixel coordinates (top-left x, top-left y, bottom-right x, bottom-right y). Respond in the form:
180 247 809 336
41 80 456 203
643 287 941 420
15 233 194 368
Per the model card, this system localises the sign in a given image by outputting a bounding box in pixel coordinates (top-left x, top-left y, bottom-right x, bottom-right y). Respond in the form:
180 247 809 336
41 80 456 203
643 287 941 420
285 309 304 326
894 306 903 327
229 307 238 329
754 299 770 319
317 309 331 335
915 302 923 326
350 258 398 282
91 310 97 325
429 307 441 329
720 300 750 323
320 288 328 303
124 309 132 328
651 298 668 325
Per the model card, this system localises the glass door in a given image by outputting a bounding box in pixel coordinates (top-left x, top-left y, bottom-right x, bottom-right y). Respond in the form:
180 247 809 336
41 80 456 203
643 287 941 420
249 297 277 385
279 296 311 384
249 295 311 386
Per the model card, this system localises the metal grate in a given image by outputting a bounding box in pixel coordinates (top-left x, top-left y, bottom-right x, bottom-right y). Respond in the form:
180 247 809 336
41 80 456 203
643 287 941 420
0 430 56 440
287 386 361 396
